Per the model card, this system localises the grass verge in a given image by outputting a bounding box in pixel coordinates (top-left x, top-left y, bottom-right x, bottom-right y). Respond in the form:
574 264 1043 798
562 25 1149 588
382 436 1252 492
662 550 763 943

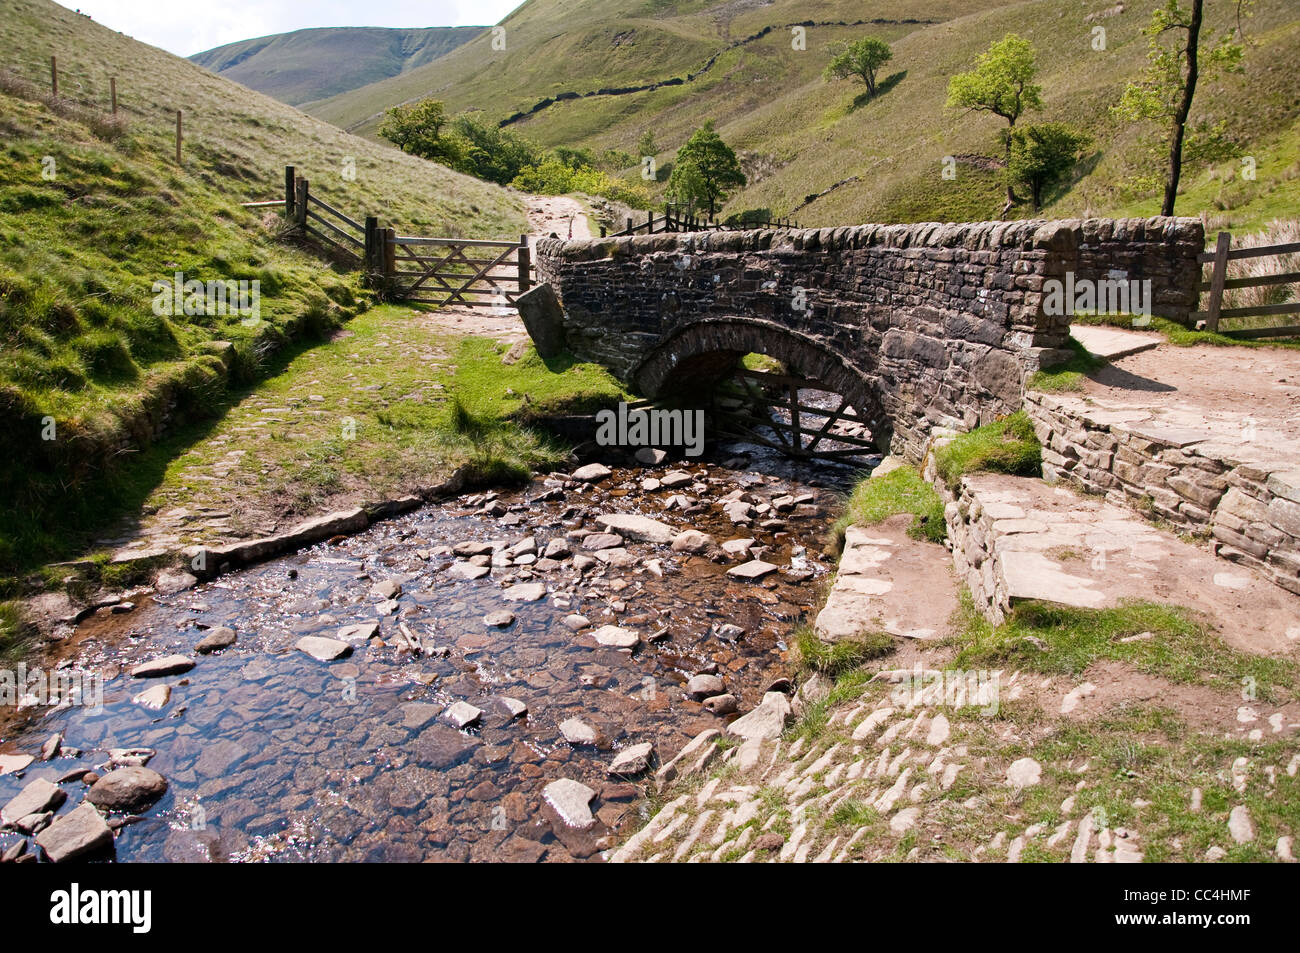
932 411 1041 486
832 464 946 545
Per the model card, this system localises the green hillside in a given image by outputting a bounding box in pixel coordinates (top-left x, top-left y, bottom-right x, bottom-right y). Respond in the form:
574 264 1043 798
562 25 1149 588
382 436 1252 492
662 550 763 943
190 26 485 107
310 0 1300 230
0 0 525 571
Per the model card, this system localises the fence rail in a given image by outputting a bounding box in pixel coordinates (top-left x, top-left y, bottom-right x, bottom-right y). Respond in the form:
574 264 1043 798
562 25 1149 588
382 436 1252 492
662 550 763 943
603 204 798 237
275 168 530 308
1195 230 1300 338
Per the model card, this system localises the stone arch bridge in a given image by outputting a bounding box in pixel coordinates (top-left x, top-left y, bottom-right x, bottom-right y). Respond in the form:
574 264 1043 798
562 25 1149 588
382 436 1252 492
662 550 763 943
527 218 1203 459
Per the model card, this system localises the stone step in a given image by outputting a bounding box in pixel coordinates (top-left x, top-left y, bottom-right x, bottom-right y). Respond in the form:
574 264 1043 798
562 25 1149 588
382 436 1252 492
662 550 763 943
946 472 1300 655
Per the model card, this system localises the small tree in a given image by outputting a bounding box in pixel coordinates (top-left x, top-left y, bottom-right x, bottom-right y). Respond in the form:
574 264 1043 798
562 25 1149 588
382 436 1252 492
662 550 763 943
1113 0 1246 216
823 36 894 99
946 34 1043 205
1007 123 1091 212
379 98 462 166
666 121 746 218
636 129 658 158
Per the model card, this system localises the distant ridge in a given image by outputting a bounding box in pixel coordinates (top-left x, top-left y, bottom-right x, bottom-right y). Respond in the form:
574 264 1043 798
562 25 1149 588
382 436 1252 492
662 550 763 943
190 25 485 106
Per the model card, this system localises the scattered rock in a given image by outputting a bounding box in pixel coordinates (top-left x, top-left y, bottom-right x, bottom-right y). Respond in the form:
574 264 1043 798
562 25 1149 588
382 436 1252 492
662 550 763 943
294 636 352 661
726 559 779 581
635 448 668 465
608 742 654 776
671 529 715 553
571 463 612 482
445 701 483 729
2 779 66 824
754 832 784 851
371 579 402 601
1006 758 1042 790
726 692 793 741
498 697 529 720
686 674 725 699
132 684 171 710
702 694 738 715
660 471 693 489
1228 805 1255 844
542 779 597 828
483 609 516 628
154 569 197 595
592 625 640 649
338 621 380 642
562 614 591 631
194 626 237 654
582 532 624 551
597 513 675 544
87 767 168 813
40 733 62 761
130 654 195 678
34 802 113 862
559 718 598 746
0 754 33 777
503 582 547 602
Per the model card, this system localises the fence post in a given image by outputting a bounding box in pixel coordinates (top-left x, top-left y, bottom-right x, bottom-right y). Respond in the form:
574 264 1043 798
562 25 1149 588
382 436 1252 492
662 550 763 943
50 56 57 97
364 216 380 285
110 77 117 114
383 228 396 297
175 110 182 165
626 216 633 234
518 233 531 295
600 225 607 237
1203 230 1231 332
647 210 654 233
284 166 295 221
294 177 308 229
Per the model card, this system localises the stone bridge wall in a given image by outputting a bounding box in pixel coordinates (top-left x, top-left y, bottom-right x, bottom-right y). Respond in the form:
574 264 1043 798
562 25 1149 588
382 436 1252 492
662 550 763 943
534 217 1202 458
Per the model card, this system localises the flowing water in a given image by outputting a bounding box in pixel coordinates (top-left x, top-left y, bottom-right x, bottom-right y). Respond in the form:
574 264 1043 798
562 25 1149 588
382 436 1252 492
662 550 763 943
0 446 868 862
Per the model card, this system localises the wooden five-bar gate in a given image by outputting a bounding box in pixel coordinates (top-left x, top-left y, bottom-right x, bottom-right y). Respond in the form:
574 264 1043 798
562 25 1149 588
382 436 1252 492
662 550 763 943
276 166 531 308
1195 230 1300 338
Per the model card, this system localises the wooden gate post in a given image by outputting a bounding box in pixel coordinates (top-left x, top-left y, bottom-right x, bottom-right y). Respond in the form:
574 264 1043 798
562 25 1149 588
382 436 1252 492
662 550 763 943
383 228 396 297
364 216 380 285
294 177 309 229
110 77 117 114
50 56 57 98
518 234 531 294
647 210 654 233
1203 230 1232 332
284 166 296 222
175 110 183 166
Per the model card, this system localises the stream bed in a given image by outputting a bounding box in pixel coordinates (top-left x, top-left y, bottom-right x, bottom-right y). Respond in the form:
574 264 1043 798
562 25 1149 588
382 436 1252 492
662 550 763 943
0 446 868 862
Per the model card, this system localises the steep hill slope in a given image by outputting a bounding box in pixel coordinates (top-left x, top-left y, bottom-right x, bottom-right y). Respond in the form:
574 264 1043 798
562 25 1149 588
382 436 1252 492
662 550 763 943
190 26 485 106
0 0 526 571
310 0 1300 229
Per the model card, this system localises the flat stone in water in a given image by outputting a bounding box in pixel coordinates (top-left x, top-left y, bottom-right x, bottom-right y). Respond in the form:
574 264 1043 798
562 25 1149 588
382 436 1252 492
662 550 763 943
503 583 547 602
445 701 483 729
608 742 654 776
130 654 195 678
450 562 491 580
582 533 624 551
558 717 597 745
35 802 114 862
132 684 171 710
596 513 675 544
295 636 352 661
483 609 516 627
542 778 596 829
727 559 779 581
591 625 640 649
194 627 237 654
571 463 612 482
2 778 66 824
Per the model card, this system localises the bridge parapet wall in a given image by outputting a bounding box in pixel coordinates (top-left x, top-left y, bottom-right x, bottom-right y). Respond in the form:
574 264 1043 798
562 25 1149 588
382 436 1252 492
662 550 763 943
535 217 1202 459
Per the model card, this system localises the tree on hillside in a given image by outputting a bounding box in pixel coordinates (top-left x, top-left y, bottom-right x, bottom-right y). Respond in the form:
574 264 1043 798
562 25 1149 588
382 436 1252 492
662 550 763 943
666 122 746 219
379 98 463 166
823 36 894 99
946 34 1043 207
1113 0 1246 216
449 115 541 185
1007 123 1092 212
637 130 658 158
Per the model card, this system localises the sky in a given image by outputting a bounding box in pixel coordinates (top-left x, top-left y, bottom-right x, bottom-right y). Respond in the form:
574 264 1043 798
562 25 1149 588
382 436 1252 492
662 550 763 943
54 0 524 57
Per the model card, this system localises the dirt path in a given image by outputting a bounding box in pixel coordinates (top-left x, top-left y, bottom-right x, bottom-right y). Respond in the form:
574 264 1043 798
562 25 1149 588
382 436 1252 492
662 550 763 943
429 194 591 337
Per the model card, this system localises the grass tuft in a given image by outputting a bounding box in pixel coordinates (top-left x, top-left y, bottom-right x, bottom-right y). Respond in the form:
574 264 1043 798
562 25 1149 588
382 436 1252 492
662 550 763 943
832 464 946 545
933 411 1041 485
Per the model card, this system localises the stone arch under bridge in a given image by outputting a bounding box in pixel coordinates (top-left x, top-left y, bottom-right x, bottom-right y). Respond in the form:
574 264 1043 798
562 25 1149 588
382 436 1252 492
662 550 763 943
527 218 1203 460
634 317 893 454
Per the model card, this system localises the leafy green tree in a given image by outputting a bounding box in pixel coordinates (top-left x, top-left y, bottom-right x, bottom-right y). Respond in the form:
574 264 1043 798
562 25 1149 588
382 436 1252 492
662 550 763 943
823 36 894 99
666 122 746 219
1007 123 1092 212
1113 0 1246 216
946 34 1043 205
378 98 463 166
448 115 540 185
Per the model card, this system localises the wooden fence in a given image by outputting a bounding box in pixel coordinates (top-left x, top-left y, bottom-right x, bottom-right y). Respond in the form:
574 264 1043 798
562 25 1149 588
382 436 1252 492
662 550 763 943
603 204 798 237
272 167 529 308
1195 230 1300 338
